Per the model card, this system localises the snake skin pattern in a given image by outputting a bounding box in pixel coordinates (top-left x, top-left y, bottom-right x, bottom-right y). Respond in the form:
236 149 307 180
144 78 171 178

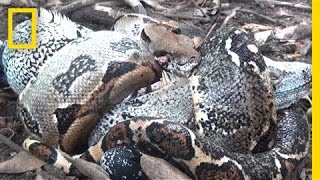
263 56 312 109
19 29 167 153
1 8 93 94
0 8 199 174
94 28 310 179
113 14 200 76
0 9 311 179
0 40 8 89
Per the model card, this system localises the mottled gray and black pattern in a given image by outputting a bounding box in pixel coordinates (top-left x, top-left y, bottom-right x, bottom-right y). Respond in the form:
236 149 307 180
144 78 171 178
53 55 97 96
9 10 311 179
18 30 152 149
19 103 42 138
94 28 310 179
100 146 147 180
0 40 8 88
110 38 141 53
89 78 194 146
2 8 93 94
112 13 159 42
189 29 276 153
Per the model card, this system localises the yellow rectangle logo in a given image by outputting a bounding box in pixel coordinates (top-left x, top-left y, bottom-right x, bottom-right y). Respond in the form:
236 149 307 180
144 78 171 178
7 8 37 49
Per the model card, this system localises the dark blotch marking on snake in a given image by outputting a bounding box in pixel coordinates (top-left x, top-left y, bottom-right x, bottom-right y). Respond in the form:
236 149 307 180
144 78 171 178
29 142 58 165
124 98 145 107
53 55 97 96
54 104 81 135
195 162 245 180
146 121 195 160
230 32 266 72
19 104 42 138
102 61 137 83
103 121 135 151
109 38 141 53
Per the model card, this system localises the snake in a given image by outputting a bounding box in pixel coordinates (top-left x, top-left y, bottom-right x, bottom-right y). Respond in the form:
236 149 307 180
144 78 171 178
0 8 311 179
88 28 311 179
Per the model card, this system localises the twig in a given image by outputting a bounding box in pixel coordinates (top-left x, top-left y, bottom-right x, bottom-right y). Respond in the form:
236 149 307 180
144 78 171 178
58 0 104 14
0 134 23 152
95 1 127 8
155 12 210 22
257 0 311 12
202 23 217 44
238 8 285 25
141 0 167 11
93 3 127 19
16 0 38 7
218 7 240 31
44 1 64 9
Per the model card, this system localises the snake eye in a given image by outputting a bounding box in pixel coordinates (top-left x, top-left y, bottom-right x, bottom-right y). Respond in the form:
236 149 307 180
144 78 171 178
270 75 279 81
269 71 280 82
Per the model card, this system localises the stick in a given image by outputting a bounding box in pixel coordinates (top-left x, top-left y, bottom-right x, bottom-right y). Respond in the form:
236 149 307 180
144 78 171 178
218 7 240 31
58 0 104 14
155 12 210 22
238 8 285 25
201 23 217 44
0 134 23 152
257 0 311 12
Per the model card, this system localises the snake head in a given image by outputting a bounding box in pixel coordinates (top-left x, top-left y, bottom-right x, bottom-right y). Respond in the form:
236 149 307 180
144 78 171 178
141 24 200 77
264 56 312 109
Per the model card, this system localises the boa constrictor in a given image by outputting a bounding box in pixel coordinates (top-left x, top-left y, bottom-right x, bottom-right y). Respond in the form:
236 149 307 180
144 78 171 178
0 7 199 174
87 28 311 180
0 9 311 180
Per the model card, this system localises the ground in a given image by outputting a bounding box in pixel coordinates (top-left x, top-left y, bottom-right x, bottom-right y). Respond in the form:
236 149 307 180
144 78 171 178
0 0 312 179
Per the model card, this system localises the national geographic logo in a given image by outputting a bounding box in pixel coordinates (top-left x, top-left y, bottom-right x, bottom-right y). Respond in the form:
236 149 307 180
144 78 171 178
7 8 37 49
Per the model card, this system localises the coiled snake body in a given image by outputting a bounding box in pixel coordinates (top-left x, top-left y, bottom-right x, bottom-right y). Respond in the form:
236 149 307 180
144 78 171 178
0 9 311 179
90 29 311 179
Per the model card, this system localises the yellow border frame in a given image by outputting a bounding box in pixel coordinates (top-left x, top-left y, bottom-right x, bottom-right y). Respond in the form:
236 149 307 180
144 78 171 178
2 3 317 179
313 0 318 179
7 8 37 49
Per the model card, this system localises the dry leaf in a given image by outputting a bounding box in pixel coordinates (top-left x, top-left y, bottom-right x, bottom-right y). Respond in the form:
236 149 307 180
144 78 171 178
242 23 277 31
0 0 11 5
0 151 46 173
193 36 204 49
274 23 311 40
140 154 191 180
254 30 273 45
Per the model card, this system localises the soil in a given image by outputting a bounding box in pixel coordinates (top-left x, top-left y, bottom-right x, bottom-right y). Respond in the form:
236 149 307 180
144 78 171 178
0 0 312 179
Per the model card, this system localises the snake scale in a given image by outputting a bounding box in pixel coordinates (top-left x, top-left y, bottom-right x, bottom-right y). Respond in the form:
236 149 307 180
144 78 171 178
0 8 311 179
